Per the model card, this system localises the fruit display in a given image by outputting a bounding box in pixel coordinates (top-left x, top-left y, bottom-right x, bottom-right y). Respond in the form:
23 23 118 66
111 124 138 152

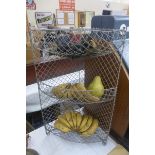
39 30 112 58
51 76 104 103
54 112 99 137
31 29 125 144
52 83 100 102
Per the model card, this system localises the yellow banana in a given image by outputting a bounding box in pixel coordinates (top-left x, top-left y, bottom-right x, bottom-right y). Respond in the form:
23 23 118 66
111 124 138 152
71 112 77 129
53 82 100 103
76 112 82 129
79 115 93 132
69 85 76 99
52 83 75 99
54 120 71 133
55 112 98 136
75 83 100 102
63 83 72 99
52 86 63 98
67 91 72 99
79 115 89 130
52 87 57 96
52 83 68 98
75 83 86 91
90 40 97 48
84 92 100 102
70 84 80 100
73 83 88 102
81 119 99 137
58 115 71 128
64 112 74 129
60 83 71 99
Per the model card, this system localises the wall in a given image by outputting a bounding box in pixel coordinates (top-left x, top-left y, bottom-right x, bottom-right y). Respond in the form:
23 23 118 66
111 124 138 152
27 0 128 27
75 0 128 15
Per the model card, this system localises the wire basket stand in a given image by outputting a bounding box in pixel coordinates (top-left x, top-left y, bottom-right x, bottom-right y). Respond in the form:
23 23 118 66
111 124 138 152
30 28 126 145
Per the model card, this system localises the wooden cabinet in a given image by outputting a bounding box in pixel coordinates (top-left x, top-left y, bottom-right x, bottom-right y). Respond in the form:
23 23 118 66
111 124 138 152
78 11 95 27
111 64 129 138
26 64 36 85
78 12 86 27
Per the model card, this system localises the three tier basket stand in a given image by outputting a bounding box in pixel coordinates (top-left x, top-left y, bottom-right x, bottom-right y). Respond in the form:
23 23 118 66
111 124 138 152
30 28 125 145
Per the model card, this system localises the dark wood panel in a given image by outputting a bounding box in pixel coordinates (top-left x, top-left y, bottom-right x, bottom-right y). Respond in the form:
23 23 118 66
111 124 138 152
111 64 129 137
26 64 36 85
26 58 84 85
83 54 121 133
84 53 129 138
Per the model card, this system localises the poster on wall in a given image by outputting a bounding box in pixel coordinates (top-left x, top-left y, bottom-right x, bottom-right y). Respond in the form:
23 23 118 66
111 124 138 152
26 0 36 10
59 0 75 11
68 12 74 24
35 12 53 28
57 19 64 25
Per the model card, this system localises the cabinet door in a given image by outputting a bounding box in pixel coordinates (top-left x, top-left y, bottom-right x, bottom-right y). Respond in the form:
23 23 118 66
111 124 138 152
78 12 86 27
111 64 129 137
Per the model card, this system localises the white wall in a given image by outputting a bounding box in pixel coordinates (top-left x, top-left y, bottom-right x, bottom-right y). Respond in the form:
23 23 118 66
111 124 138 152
75 0 128 15
27 0 128 27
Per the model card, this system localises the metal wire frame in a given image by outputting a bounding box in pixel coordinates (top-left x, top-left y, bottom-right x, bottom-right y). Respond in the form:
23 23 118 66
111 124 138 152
30 28 124 62
30 28 125 144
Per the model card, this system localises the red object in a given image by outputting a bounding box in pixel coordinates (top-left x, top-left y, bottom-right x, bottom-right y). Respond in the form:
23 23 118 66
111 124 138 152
70 34 81 44
26 0 36 10
59 0 75 11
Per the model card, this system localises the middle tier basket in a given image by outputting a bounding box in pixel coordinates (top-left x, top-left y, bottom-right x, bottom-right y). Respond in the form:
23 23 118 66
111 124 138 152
30 28 125 144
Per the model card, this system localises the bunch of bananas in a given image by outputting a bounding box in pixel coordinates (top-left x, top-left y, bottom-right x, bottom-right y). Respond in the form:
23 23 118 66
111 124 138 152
52 83 100 102
54 111 99 137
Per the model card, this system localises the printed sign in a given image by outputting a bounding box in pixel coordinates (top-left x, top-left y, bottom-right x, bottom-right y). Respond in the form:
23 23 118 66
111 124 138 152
59 0 75 11
26 0 36 10
35 12 53 28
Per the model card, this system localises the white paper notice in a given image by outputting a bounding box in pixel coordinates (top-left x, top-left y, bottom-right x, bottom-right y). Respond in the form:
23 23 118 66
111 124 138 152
57 19 64 25
68 12 74 19
68 18 74 24
68 12 74 24
57 12 64 18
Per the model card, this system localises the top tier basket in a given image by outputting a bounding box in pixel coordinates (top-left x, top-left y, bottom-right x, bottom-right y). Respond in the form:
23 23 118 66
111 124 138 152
30 28 125 61
30 28 126 145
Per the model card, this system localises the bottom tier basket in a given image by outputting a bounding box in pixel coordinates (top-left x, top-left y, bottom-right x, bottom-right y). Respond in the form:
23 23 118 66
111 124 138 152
49 123 108 144
40 101 114 144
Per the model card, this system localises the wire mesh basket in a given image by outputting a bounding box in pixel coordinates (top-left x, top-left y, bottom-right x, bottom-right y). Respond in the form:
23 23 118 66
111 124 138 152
30 28 125 144
30 28 125 60
44 103 109 144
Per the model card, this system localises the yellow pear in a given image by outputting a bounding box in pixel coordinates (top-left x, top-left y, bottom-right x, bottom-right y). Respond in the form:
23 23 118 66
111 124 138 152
87 76 104 98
